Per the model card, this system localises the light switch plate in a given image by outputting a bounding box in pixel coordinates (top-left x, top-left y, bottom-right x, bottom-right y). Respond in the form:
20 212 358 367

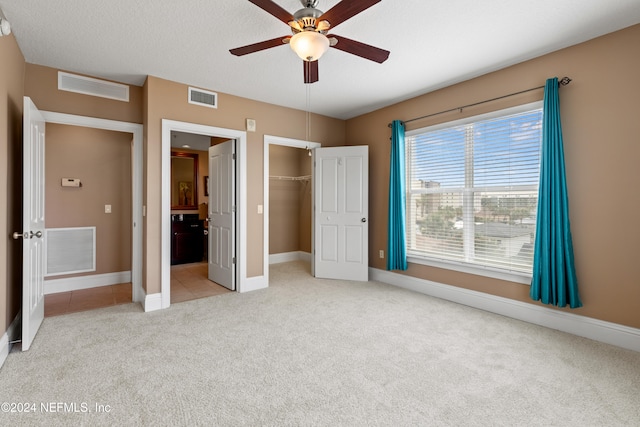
105 204 112 214
246 118 256 132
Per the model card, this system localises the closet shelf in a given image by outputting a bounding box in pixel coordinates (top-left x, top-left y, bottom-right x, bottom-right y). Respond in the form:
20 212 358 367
269 175 311 181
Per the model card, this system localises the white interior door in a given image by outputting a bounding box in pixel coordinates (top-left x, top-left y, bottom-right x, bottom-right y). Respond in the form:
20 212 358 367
20 97 46 351
313 145 369 281
208 140 235 290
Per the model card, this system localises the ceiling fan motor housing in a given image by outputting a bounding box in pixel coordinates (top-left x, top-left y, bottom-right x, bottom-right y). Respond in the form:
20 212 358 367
300 0 320 8
293 7 324 31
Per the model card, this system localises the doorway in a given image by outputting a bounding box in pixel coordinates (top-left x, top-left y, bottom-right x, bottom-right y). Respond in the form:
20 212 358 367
161 120 248 309
263 135 320 284
168 131 233 303
41 111 143 302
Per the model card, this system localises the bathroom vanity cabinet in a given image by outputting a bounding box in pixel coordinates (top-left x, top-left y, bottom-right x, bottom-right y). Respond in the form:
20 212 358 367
171 214 204 265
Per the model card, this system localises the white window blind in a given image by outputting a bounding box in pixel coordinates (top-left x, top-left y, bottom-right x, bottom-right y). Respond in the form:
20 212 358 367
405 103 542 275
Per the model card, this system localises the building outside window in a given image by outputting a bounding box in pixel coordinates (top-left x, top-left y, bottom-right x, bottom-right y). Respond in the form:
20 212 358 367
405 102 543 279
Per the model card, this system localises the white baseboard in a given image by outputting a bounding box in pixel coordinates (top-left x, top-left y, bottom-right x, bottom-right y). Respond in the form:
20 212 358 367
269 251 311 264
142 292 162 312
298 251 312 263
44 271 132 295
240 275 268 293
0 311 22 370
370 268 640 353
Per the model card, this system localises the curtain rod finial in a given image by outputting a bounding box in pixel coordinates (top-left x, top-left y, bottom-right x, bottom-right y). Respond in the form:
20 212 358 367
559 77 572 86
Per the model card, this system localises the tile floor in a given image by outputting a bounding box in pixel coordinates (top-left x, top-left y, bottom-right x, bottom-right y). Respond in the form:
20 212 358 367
44 282 132 317
170 262 232 303
44 261 230 317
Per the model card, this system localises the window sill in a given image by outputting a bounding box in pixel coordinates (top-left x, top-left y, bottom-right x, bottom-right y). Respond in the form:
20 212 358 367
407 256 532 285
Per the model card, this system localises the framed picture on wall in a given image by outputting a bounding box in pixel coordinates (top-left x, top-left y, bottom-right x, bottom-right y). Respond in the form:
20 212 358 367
178 181 194 206
204 176 209 197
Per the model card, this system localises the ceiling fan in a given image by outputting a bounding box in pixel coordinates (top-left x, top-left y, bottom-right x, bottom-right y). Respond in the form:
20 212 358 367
229 0 390 84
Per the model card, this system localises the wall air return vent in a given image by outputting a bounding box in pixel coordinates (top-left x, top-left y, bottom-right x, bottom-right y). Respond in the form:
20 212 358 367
58 71 129 102
45 227 96 276
188 87 218 109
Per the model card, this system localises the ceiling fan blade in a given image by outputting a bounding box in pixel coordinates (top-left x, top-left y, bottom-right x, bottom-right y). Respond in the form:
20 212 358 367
249 0 294 25
303 60 319 84
317 0 381 29
327 34 390 63
230 36 289 56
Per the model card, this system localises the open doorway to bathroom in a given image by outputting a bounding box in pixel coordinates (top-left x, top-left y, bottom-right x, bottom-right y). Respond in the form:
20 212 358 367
169 131 232 304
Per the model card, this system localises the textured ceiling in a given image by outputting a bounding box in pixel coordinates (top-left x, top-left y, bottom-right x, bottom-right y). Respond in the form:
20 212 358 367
1 0 639 119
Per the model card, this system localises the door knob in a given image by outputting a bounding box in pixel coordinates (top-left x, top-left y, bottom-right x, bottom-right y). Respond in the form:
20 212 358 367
361 218 367 223
12 231 26 240
30 230 43 239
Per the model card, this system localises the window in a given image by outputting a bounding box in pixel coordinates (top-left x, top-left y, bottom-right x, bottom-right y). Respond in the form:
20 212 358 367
405 102 542 278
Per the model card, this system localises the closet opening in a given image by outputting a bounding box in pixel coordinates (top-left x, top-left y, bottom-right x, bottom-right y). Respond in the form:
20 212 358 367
264 136 320 283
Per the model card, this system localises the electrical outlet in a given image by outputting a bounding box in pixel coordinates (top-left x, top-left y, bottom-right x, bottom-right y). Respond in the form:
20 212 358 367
379 250 384 258
105 204 112 214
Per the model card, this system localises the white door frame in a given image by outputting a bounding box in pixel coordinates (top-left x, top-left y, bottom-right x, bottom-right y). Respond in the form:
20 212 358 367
161 120 247 308
263 135 320 285
40 111 144 303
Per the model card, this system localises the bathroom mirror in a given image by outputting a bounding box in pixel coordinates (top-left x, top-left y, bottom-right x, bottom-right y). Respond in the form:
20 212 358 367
171 151 198 210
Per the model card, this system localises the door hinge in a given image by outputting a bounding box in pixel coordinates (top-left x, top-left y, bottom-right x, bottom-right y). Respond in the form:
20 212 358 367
232 205 236 213
232 153 236 160
232 257 236 264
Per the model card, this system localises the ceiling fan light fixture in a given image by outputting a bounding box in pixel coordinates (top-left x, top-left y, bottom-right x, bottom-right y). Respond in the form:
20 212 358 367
290 31 329 61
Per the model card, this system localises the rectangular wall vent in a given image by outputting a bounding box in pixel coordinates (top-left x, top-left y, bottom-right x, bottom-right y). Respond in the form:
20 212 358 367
58 71 129 102
189 87 218 109
45 227 96 276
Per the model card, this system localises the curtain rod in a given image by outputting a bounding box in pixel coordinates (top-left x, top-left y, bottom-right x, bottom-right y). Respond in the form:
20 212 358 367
388 76 572 128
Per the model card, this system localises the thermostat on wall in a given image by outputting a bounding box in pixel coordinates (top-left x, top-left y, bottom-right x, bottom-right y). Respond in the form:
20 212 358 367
61 178 82 187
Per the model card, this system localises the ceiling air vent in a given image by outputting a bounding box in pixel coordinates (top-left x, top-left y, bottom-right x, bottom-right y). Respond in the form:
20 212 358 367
58 71 129 102
188 87 218 109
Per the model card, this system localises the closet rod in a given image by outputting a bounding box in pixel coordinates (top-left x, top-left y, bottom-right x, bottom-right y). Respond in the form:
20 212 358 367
269 175 311 181
388 76 572 128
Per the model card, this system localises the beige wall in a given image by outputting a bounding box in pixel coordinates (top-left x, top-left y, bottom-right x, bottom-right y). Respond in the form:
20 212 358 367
44 124 132 280
3 24 636 336
144 76 346 292
298 149 313 253
0 35 25 334
346 24 640 329
24 64 143 124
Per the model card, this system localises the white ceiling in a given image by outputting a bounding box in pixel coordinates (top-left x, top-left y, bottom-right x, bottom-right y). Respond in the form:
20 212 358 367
2 0 639 120
171 131 212 152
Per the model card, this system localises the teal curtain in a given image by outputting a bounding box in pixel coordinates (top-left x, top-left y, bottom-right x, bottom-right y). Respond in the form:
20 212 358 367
530 78 582 308
387 120 408 270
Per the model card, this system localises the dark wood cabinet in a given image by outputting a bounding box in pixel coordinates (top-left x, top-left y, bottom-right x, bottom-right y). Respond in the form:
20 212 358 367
171 217 204 265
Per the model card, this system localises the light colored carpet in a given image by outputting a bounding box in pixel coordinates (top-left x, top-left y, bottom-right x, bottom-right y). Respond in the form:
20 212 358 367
1 261 639 426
